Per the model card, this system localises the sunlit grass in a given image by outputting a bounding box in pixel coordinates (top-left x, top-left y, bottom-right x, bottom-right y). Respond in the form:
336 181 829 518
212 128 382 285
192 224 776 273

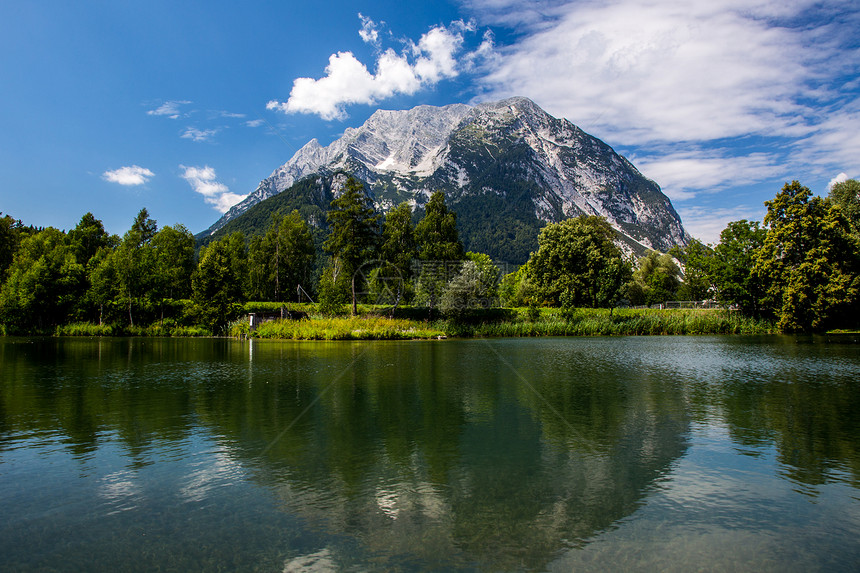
235 316 446 340
437 308 776 337
54 322 212 337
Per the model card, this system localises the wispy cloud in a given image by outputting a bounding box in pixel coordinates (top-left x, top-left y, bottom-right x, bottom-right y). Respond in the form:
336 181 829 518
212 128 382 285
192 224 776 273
179 165 246 213
245 119 265 128
268 18 494 120
475 0 829 145
676 205 764 244
102 165 154 186
147 100 192 119
465 0 860 214
634 150 786 201
359 13 382 47
181 127 218 142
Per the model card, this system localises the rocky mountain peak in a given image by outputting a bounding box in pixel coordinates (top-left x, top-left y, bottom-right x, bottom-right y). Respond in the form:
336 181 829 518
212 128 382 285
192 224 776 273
204 97 689 263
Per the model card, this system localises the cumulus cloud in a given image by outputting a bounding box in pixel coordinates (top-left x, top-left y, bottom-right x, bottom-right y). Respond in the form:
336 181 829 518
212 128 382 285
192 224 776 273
147 100 192 119
828 172 850 190
268 18 491 120
179 165 246 213
102 165 154 186
181 127 217 142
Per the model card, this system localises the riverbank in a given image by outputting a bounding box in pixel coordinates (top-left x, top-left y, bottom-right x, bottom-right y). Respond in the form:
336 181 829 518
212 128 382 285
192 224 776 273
3 307 784 339
230 308 777 340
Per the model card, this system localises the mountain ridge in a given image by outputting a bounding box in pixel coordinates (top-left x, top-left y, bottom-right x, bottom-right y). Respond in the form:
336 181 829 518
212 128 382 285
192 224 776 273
203 97 689 263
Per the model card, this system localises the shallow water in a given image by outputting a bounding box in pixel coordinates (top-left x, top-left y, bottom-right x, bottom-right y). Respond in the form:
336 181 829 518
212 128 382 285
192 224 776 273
1 335 858 571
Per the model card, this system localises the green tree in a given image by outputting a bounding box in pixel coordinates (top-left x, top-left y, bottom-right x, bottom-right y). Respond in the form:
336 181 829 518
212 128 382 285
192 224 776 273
0 227 85 331
828 178 860 236
627 250 681 306
248 211 315 302
439 252 500 318
317 261 350 316
192 232 247 333
115 208 158 325
86 247 119 325
752 180 860 332
414 192 464 313
709 220 766 315
670 239 713 301
68 212 111 268
374 202 417 308
1 213 31 282
499 264 537 308
151 224 196 322
527 216 631 309
415 192 464 261
323 178 380 315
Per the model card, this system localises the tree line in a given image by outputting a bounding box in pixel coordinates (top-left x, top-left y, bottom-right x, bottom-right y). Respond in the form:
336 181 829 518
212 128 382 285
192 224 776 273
1 177 858 334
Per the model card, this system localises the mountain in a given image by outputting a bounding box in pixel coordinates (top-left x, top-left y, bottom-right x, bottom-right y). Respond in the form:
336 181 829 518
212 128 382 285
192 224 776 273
201 97 689 263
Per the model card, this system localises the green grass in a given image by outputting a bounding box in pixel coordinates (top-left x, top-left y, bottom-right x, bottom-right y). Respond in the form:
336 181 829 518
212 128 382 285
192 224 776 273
233 315 446 340
448 308 775 337
54 322 212 337
228 307 775 340
18 307 774 340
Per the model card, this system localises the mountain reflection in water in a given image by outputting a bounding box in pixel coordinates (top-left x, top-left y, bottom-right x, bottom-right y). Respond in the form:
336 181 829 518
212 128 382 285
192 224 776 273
1 336 858 571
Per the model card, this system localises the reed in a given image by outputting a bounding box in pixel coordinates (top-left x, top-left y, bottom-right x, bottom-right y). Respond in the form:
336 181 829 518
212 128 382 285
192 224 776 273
237 316 446 340
54 322 212 337
438 308 775 337
55 322 116 336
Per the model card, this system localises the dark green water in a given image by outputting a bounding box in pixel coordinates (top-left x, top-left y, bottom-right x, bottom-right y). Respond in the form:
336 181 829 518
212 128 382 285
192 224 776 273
1 336 859 572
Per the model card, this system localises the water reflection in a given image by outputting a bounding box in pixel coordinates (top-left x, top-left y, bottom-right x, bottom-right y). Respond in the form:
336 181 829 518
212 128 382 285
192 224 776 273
0 336 859 571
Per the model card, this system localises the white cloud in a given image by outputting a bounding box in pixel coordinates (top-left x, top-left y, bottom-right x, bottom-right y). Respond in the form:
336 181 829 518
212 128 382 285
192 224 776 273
209 192 248 213
634 150 785 201
179 165 246 213
828 172 849 190
181 127 217 142
102 165 154 186
791 102 860 180
359 13 381 47
477 0 830 145
147 100 192 119
676 205 764 244
245 119 265 128
268 20 492 120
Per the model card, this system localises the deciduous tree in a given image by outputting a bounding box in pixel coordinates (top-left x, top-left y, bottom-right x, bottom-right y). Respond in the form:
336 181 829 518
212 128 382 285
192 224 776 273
192 232 247 333
828 178 860 236
527 215 631 309
709 220 766 315
627 250 681 306
0 228 85 330
752 181 860 331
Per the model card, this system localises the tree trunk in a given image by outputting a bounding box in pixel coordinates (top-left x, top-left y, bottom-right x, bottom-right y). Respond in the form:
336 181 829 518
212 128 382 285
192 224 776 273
351 275 357 316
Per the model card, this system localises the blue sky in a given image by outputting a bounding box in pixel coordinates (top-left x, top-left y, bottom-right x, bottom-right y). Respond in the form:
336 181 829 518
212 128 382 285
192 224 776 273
1 0 858 243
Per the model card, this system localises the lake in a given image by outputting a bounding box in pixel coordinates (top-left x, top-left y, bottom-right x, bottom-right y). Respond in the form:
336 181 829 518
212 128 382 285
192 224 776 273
1 335 859 571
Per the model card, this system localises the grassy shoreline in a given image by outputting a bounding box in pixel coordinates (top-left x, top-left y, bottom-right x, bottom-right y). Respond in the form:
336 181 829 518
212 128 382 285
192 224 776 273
2 308 789 339
229 308 777 340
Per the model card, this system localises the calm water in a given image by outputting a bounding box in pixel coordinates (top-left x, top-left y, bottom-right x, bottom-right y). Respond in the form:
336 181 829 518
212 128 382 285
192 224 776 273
1 335 859 572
